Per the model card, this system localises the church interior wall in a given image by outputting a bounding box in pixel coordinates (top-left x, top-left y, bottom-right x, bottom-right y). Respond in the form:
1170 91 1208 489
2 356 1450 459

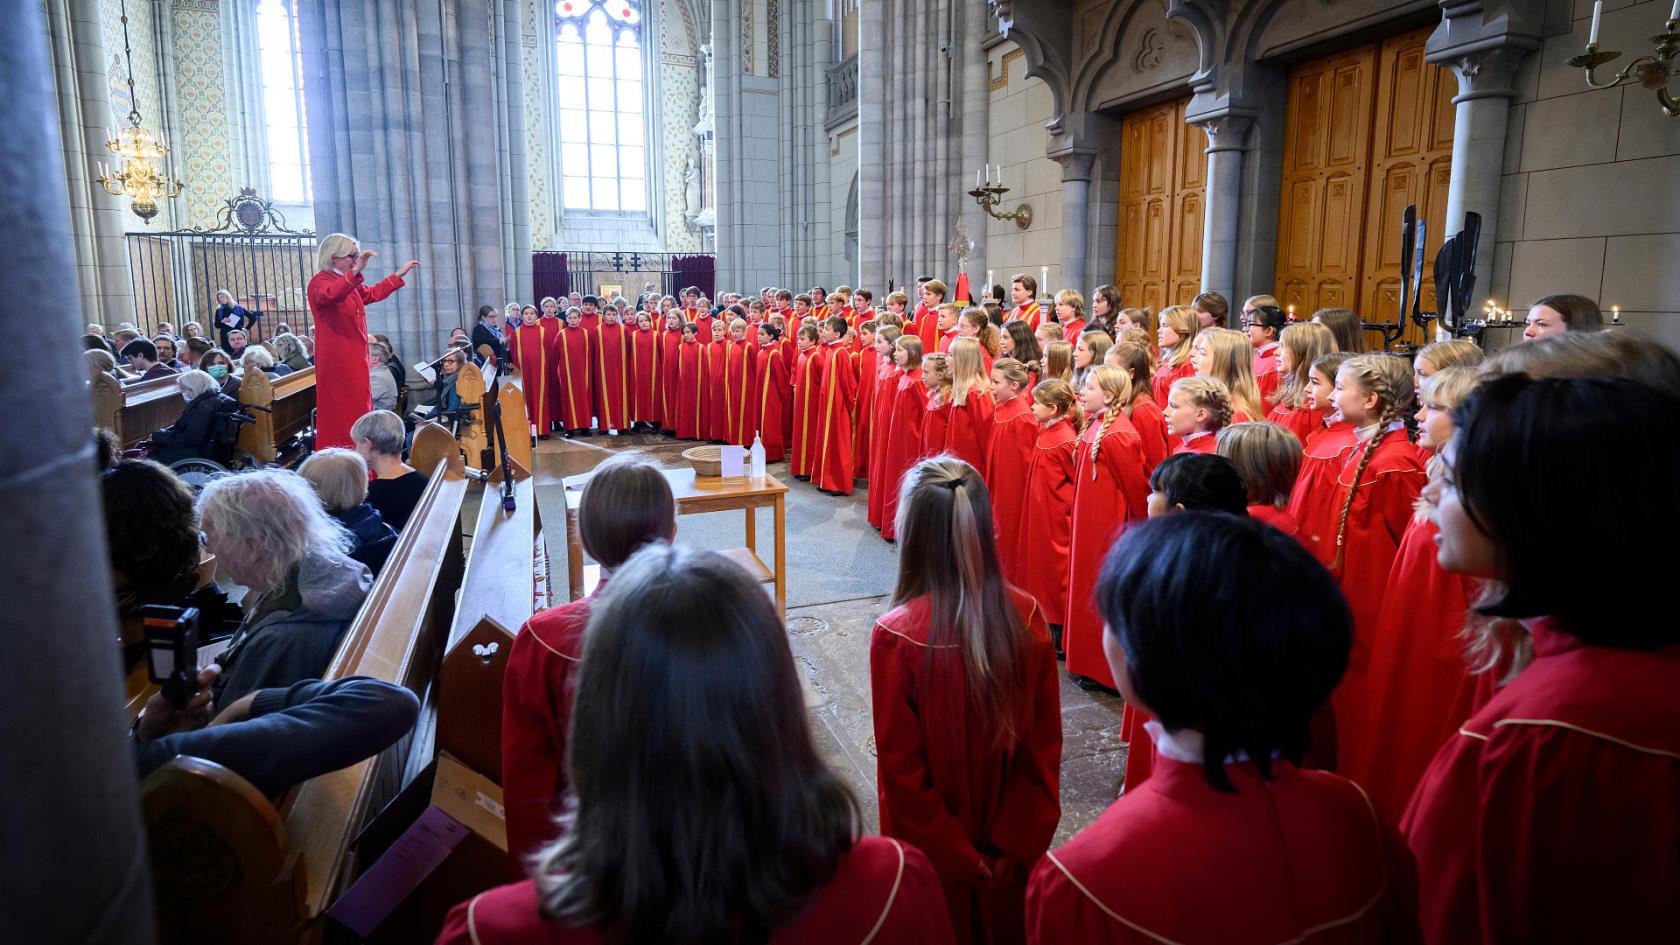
828 122 859 288
985 41 1065 293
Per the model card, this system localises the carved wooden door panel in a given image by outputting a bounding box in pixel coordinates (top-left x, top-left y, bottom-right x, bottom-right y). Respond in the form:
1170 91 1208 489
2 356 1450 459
1170 114 1208 306
1117 96 1205 313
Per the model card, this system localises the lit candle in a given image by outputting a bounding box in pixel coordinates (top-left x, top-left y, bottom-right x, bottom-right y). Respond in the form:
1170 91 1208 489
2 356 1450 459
1589 0 1602 45
1612 304 1621 323
975 168 982 189
1287 304 1295 319
986 269 994 289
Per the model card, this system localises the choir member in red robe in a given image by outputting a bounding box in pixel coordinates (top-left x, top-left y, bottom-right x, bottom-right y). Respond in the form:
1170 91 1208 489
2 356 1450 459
699 321 731 441
879 338 925 541
1403 374 1680 945
590 310 631 434
721 319 755 445
1149 305 1199 405
851 322 879 479
1284 348 1357 546
1065 367 1151 692
1216 419 1305 542
577 296 600 331
554 310 594 436
1247 303 1287 403
628 312 661 429
866 328 905 530
873 458 1061 945
934 303 961 354
941 338 995 476
985 358 1037 584
1015 380 1079 631
1030 512 1420 945
1007 274 1042 329
306 237 414 448
453 542 958 945
1105 342 1169 473
508 306 559 438
501 457 675 868
658 311 684 431
811 317 858 493
1264 322 1338 446
790 326 827 478
671 323 706 440
750 324 788 462
918 355 954 459
914 280 945 352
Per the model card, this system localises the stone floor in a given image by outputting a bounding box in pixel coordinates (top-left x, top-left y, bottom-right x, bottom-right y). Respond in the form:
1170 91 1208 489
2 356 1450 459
523 429 1132 843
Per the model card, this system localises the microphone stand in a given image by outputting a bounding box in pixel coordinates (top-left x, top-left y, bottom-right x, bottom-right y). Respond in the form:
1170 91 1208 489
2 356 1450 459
485 370 517 513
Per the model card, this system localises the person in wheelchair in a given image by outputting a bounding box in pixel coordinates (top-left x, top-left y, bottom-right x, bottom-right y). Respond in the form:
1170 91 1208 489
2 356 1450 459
150 370 244 465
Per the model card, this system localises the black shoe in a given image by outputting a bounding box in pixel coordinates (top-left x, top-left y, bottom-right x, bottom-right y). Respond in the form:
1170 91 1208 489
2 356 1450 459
577 429 594 438
1050 624 1065 660
537 434 550 441
1075 676 1120 697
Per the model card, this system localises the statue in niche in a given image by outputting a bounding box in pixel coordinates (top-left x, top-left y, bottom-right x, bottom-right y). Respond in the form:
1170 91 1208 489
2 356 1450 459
683 158 701 220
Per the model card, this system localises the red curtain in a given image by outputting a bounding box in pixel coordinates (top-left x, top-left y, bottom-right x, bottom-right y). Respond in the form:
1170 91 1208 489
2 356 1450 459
533 251 569 303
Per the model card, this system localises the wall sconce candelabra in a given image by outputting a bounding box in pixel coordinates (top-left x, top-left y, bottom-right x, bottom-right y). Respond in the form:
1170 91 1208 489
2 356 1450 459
969 164 1032 229
1567 1 1679 118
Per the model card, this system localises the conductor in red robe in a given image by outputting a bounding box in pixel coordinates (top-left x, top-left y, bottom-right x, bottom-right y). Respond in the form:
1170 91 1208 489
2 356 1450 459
1028 512 1420 945
307 234 415 448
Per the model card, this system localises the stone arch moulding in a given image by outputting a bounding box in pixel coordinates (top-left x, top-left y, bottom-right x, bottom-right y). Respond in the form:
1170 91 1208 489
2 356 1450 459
1075 0 1201 115
988 0 1075 122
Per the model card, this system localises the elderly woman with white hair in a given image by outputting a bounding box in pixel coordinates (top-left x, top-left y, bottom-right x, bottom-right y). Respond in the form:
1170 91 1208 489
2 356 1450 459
150 369 239 464
307 232 419 450
199 468 373 710
240 345 291 378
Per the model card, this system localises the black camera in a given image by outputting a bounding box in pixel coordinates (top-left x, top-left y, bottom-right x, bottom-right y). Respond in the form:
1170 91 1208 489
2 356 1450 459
141 605 201 708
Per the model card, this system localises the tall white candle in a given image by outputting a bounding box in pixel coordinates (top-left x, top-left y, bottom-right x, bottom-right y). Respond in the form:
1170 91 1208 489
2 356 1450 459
997 165 1003 187
1589 0 1602 45
1670 0 1678 23
986 269 994 289
1040 266 1049 294
975 169 982 189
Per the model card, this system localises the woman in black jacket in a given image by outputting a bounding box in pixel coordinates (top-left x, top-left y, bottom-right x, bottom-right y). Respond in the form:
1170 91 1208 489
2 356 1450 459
151 370 239 464
298 448 399 576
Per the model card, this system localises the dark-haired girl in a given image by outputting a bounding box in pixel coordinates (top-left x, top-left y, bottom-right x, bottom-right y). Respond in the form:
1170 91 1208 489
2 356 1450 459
451 543 955 944
1027 513 1419 944
873 458 1061 944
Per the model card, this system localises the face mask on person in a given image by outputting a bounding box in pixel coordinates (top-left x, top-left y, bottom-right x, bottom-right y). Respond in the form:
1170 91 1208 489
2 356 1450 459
207 365 229 380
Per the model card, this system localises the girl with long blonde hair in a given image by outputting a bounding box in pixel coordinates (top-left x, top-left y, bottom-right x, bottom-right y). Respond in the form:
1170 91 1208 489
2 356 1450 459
1193 327 1266 422
944 338 997 474
1150 305 1199 403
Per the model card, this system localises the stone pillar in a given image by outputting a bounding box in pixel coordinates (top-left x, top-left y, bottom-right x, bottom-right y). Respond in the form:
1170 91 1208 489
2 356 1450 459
498 0 532 303
857 0 887 288
1435 49 1526 302
2 2 156 942
959 0 989 292
1052 149 1097 295
1195 115 1252 302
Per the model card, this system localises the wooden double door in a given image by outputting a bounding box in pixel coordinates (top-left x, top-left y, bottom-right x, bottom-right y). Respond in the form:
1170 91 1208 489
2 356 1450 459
1116 97 1206 314
1274 26 1456 344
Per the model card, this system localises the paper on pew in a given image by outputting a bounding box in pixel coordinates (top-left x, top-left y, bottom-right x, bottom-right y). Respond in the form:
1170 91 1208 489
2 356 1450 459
414 362 437 384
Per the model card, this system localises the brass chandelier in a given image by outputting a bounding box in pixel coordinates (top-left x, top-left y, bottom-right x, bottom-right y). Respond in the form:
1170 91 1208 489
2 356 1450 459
96 0 183 221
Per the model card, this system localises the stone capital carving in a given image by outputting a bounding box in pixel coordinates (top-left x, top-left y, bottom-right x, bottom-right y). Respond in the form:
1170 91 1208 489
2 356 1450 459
1190 113 1254 153
1050 148 1099 182
1425 0 1544 101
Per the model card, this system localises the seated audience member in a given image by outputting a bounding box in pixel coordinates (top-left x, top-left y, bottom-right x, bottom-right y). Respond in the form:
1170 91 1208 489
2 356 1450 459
351 409 427 531
428 348 467 417
224 328 250 359
503 454 677 866
100 460 204 622
1145 452 1248 517
111 328 141 350
198 348 240 396
368 342 399 412
180 321 204 340
1521 293 1604 340
440 543 956 945
1027 512 1420 944
121 339 178 383
300 448 399 576
241 346 290 378
86 322 106 337
129 669 418 798
198 469 372 710
85 347 123 382
372 332 408 396
149 370 240 464
1403 374 1680 944
182 335 214 368
94 427 122 471
273 332 311 372
83 332 114 353
152 335 185 372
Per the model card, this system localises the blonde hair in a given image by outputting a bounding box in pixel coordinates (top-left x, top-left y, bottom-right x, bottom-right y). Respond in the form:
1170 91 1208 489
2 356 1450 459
991 356 1031 394
1414 366 1481 520
1216 422 1303 509
1330 354 1415 570
316 233 360 273
350 409 407 457
1117 327 1157 372
1031 378 1082 430
197 468 354 600
1169 375 1234 429
949 338 990 406
1158 305 1199 369
1244 294 1280 312
300 447 371 513
922 353 954 399
1416 338 1484 374
241 346 275 370
1199 328 1266 421
1037 321 1066 344
1274 322 1336 408
85 347 119 379
1054 289 1086 320
1084 365 1134 475
1044 340 1074 382
876 324 902 349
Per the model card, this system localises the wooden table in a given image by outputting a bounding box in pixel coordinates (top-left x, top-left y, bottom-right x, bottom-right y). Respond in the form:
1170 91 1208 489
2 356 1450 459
564 467 789 613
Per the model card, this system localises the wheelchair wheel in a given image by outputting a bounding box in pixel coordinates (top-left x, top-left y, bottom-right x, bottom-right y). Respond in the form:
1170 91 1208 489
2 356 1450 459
168 457 232 490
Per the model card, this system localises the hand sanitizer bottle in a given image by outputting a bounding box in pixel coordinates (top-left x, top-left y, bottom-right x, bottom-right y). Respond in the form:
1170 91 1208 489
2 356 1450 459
749 434 767 479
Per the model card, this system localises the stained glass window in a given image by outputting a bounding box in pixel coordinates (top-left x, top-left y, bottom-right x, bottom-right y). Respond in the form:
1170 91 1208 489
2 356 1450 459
256 0 311 204
555 0 647 213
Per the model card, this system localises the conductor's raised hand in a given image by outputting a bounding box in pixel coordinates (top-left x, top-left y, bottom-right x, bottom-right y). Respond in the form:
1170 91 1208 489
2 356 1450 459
353 249 378 273
398 259 420 278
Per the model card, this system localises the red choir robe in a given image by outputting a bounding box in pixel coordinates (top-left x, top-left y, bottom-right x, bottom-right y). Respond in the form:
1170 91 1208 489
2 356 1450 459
437 836 958 945
866 362 903 529
1060 318 1086 340
1173 430 1219 455
508 322 559 433
936 327 960 354
1010 300 1042 330
501 595 596 870
813 340 858 493
1340 516 1476 825
920 392 953 459
872 588 1062 945
722 336 755 445
851 346 879 479
750 343 789 462
306 269 405 448
672 337 706 440
943 387 996 477
1127 394 1169 473
913 302 938 351
879 369 925 541
1248 503 1303 542
1065 411 1151 689
1254 342 1281 402
1324 430 1427 761
1150 356 1195 406
591 322 631 432
703 335 732 441
1267 401 1325 448
1286 421 1360 561
578 310 600 332
553 325 594 432
1028 754 1421 945
1402 619 1680 945
693 313 716 344
1016 417 1078 621
629 325 660 424
658 327 683 429
986 393 1038 585
791 345 828 476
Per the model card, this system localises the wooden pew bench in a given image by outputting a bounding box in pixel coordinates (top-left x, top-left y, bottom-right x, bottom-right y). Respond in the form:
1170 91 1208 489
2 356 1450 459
91 372 190 448
238 366 317 465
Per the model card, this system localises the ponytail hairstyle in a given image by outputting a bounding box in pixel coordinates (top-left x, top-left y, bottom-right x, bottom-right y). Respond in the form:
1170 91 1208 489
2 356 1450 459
1044 340 1074 382
960 307 999 356
1413 365 1481 521
1031 377 1083 431
1199 328 1266 421
1084 365 1133 477
1158 305 1199 368
1003 320 1042 368
876 324 902 352
896 333 924 370
1216 422 1303 509
1274 322 1336 407
1117 327 1158 372
1329 354 1415 571
891 457 1030 749
1312 307 1368 353
1169 376 1235 431
1191 291 1230 328
1415 338 1484 377
1107 341 1154 411
991 356 1032 399
922 352 954 401
949 338 990 406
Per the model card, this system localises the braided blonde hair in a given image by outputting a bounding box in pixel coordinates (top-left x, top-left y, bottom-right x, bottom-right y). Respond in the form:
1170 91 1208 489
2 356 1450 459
1085 365 1133 478
1169 376 1234 430
1330 354 1415 571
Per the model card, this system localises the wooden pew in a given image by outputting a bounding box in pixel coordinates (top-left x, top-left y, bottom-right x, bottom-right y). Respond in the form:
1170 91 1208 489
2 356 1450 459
238 366 317 464
91 372 190 448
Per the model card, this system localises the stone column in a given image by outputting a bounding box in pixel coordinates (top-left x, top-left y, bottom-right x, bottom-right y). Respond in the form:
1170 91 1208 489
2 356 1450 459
1435 49 1526 302
959 0 989 291
857 0 887 288
1194 115 1252 302
498 0 532 302
1052 149 1097 295
2 2 156 942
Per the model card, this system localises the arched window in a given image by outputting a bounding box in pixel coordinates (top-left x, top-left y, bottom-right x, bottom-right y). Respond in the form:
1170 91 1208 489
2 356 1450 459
554 0 647 213
255 0 311 205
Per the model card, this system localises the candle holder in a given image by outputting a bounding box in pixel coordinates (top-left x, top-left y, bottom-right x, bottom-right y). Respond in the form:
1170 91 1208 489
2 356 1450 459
1565 18 1680 118
968 183 1033 229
